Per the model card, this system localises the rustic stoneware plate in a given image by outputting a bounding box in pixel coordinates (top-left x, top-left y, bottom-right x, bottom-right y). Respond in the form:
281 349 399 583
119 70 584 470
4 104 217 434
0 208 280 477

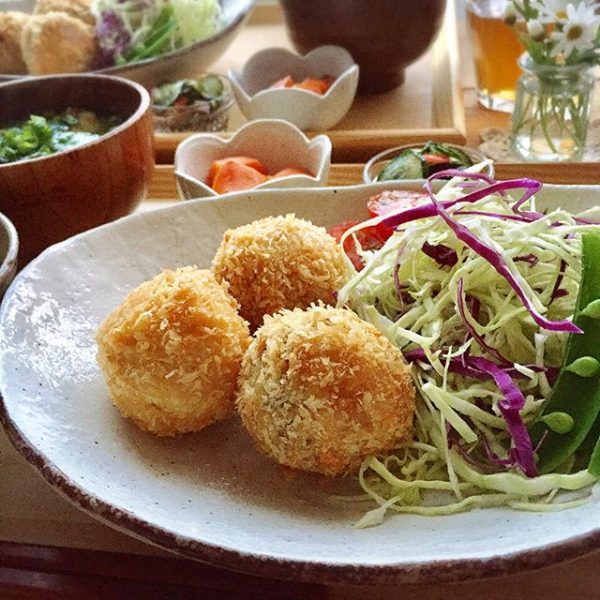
0 183 599 585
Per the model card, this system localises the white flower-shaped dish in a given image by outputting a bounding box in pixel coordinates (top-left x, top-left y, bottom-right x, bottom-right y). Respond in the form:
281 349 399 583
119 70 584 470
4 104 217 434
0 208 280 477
174 119 332 199
228 46 359 130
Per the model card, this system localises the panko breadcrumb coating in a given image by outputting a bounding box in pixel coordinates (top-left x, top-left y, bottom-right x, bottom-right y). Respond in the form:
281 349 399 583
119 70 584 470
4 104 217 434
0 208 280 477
96 267 251 437
34 0 95 26
237 305 416 476
211 214 349 330
0 12 29 74
20 12 95 75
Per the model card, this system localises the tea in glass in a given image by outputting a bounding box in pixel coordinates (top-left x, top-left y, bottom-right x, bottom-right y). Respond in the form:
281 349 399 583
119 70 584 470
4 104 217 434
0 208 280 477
467 0 524 112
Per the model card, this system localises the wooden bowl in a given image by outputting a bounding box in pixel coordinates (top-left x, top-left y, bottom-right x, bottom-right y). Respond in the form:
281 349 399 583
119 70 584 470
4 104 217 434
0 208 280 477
279 0 447 94
0 74 154 267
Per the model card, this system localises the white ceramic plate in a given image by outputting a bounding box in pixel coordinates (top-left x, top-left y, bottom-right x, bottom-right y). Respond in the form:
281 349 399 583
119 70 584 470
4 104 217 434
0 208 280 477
1 183 599 585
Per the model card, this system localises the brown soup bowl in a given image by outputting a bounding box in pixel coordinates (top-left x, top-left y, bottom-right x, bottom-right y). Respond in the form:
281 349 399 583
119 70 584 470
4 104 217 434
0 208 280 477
0 74 154 267
279 0 447 94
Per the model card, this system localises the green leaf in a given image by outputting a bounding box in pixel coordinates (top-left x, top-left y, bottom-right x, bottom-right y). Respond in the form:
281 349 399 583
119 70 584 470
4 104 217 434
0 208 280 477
530 231 600 473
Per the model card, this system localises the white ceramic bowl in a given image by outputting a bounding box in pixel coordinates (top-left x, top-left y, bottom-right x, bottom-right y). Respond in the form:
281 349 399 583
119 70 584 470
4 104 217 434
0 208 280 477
228 45 359 130
0 211 18 299
363 144 495 184
174 119 332 199
0 182 598 585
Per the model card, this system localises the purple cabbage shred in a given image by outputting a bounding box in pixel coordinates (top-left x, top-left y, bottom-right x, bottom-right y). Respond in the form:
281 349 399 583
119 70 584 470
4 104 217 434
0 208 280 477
422 174 582 334
93 10 132 68
421 242 458 267
469 357 538 477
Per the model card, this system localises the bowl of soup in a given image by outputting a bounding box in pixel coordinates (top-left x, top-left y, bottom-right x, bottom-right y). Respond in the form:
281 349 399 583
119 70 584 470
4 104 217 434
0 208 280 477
0 74 153 266
279 0 447 94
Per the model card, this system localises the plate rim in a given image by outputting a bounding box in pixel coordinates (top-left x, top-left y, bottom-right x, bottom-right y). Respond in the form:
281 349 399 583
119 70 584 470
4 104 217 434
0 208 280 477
1 183 599 585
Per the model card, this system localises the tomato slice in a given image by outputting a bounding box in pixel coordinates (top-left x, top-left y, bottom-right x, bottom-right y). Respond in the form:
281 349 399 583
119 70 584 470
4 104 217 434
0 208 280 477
366 189 430 239
328 220 387 271
421 153 450 166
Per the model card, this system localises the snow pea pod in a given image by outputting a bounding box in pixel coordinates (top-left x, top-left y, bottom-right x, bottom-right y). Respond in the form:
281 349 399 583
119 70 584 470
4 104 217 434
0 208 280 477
531 230 600 474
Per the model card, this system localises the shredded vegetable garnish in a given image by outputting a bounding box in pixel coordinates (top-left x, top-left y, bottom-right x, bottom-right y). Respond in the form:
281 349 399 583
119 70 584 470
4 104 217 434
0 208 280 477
335 168 600 525
92 0 221 68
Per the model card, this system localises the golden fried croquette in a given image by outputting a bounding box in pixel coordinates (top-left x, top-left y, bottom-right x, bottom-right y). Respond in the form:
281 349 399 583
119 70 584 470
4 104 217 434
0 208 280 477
211 214 349 330
0 12 28 74
96 267 251 437
34 0 95 26
237 305 416 476
20 12 95 75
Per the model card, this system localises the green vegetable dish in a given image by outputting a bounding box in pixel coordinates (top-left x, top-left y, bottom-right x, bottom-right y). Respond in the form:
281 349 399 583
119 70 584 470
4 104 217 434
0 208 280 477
376 142 476 181
151 75 232 132
0 110 121 165
152 75 227 109
335 166 600 525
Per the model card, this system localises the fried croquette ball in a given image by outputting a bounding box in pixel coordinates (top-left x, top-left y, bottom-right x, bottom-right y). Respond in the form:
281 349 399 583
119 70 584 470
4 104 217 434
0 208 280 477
237 305 416 476
96 267 251 437
0 12 28 74
34 0 95 26
211 214 349 330
20 12 95 75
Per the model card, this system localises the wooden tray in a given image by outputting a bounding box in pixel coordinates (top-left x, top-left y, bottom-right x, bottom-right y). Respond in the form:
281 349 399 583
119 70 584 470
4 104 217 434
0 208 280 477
146 162 600 207
153 2 466 164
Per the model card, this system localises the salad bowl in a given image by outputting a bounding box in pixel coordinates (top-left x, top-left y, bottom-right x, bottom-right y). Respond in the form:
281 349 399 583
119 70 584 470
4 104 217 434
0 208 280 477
0 181 599 585
0 0 254 87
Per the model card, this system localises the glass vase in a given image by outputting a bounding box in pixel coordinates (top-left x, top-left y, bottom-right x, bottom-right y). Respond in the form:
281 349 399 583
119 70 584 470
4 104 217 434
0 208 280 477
510 54 595 161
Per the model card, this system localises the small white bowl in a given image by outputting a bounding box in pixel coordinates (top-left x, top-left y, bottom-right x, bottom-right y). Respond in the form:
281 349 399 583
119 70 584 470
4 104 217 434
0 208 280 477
174 119 332 199
228 45 359 130
0 211 19 299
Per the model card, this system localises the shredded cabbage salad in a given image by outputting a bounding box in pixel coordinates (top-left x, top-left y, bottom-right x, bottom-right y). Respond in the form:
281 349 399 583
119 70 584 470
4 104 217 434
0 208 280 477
92 0 222 68
335 167 600 527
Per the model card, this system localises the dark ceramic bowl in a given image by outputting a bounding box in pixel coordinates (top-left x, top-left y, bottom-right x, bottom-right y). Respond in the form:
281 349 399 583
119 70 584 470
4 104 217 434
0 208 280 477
0 74 154 266
279 0 447 94
0 211 18 299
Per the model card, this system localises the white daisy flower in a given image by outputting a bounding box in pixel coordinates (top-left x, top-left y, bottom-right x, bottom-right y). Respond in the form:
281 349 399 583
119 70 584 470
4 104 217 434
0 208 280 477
535 0 573 20
550 2 600 58
527 19 546 40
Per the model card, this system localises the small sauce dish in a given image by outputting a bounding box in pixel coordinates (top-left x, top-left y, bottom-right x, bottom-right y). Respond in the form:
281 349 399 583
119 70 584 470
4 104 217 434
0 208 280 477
228 45 359 131
174 118 332 199
151 75 234 133
363 143 494 183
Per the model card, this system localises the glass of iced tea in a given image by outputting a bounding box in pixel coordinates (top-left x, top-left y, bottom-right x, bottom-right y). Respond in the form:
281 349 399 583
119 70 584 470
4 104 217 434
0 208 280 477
467 0 524 112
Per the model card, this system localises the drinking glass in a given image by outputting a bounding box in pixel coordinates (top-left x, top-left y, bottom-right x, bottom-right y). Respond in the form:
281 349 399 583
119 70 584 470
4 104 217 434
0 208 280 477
467 0 524 112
